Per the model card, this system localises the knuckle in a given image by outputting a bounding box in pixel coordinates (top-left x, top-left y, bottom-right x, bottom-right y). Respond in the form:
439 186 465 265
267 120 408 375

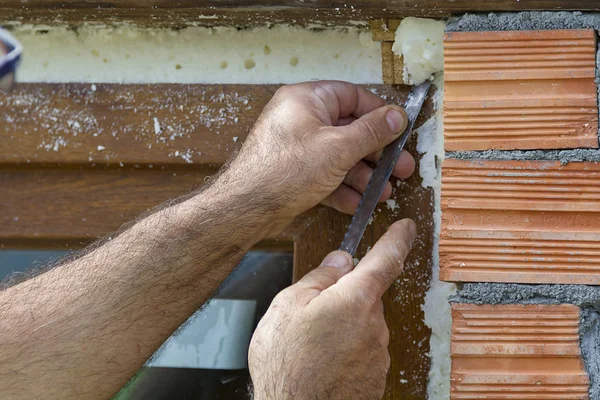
388 222 414 253
270 290 294 310
395 240 411 262
356 119 383 149
312 80 334 96
274 84 294 97
324 191 345 213
303 268 339 289
356 286 380 305
357 165 373 189
380 324 390 347
368 266 397 292
380 240 404 267
347 163 371 189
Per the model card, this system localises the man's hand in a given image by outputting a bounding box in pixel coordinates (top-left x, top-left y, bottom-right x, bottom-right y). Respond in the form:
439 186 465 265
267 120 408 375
0 80 417 399
222 81 415 230
249 219 417 400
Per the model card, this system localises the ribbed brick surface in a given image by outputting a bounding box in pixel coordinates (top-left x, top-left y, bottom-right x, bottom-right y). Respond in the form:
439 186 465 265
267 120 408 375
440 159 600 284
444 29 598 151
451 303 589 399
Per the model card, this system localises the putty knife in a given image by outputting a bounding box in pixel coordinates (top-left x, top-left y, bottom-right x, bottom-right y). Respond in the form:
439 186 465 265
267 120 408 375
339 80 431 256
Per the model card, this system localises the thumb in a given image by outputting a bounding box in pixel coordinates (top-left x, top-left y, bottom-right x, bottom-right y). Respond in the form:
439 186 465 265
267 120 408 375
338 219 417 302
334 105 408 167
294 250 354 296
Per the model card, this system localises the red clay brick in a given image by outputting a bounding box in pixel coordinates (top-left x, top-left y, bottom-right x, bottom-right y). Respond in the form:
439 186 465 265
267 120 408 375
451 303 589 399
444 29 598 151
440 159 600 284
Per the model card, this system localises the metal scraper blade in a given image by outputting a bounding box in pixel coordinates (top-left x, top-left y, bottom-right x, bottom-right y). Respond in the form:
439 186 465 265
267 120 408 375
339 80 432 256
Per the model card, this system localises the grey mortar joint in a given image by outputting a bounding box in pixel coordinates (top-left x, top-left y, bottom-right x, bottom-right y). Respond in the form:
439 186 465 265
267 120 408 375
445 11 600 398
445 149 600 164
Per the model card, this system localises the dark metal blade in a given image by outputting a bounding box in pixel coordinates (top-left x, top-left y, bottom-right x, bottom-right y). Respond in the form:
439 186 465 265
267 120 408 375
339 80 432 256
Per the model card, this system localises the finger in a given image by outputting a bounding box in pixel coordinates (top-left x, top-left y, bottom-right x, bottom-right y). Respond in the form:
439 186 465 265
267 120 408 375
338 219 417 301
343 161 392 201
334 105 409 168
321 184 362 215
335 116 356 126
376 298 384 314
292 251 354 303
365 150 416 180
310 81 387 124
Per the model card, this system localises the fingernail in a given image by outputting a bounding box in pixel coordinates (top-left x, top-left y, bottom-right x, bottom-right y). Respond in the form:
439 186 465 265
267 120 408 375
386 109 407 134
320 251 351 269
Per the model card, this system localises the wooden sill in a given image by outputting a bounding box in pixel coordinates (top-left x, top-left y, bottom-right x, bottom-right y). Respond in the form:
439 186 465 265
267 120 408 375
3 1 600 28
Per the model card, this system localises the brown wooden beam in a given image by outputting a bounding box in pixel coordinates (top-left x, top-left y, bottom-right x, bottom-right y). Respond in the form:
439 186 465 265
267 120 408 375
0 166 214 246
0 165 320 249
0 84 409 166
2 1 599 28
0 83 434 249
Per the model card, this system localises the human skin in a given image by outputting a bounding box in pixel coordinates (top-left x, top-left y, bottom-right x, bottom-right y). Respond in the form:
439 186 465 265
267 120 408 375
0 81 417 399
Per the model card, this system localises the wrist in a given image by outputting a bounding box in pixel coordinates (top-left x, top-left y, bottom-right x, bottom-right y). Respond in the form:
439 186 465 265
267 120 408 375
188 171 289 248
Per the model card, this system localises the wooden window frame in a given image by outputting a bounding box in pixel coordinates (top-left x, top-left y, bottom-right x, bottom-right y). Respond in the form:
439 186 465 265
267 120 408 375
1 83 436 398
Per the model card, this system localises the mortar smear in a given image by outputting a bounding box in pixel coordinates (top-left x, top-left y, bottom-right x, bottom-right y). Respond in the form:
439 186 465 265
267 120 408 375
446 149 600 164
453 283 600 307
581 308 600 400
446 11 600 32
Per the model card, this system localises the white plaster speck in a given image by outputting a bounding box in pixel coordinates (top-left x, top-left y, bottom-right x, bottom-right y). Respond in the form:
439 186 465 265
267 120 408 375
153 117 162 135
385 199 399 211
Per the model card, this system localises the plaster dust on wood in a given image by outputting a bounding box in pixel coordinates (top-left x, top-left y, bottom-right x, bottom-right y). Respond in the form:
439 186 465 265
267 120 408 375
10 25 381 84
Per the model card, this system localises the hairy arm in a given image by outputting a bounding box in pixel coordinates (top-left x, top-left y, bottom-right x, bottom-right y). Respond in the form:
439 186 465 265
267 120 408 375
0 172 280 399
0 81 413 399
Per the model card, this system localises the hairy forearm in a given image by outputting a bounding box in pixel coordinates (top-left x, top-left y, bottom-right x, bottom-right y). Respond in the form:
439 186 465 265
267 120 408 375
0 174 277 399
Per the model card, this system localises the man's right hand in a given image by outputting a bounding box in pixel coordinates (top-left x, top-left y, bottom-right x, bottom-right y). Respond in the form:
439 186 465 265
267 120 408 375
249 219 417 400
219 81 415 237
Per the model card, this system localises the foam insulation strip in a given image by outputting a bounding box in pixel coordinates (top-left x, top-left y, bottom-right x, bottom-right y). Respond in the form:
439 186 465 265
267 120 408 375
10 25 381 84
415 74 456 400
392 17 446 85
394 17 456 400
